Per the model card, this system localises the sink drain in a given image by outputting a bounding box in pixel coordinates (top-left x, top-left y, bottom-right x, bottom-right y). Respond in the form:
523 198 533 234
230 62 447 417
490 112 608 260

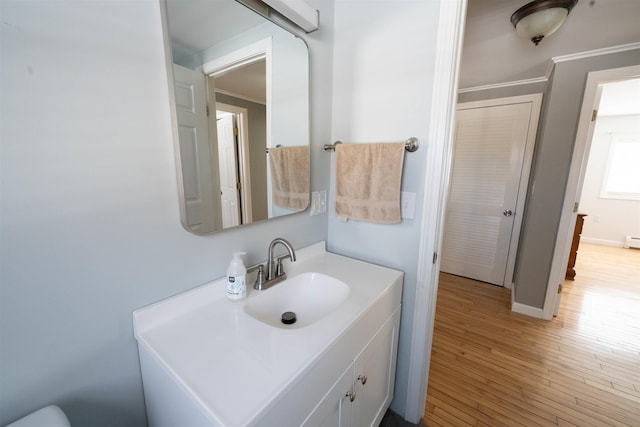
281 311 297 325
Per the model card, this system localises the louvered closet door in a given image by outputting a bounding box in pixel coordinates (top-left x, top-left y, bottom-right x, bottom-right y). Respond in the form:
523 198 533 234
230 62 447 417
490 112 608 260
441 102 532 286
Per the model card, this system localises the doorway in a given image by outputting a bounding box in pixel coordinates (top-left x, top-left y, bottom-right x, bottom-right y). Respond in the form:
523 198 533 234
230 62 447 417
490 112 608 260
214 103 254 229
544 65 640 318
577 78 640 246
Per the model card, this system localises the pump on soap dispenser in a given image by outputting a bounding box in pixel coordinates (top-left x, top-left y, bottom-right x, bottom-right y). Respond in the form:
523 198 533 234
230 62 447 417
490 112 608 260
226 252 247 300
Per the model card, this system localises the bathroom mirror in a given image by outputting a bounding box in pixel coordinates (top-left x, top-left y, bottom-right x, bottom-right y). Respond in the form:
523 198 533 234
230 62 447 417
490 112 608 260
162 0 310 235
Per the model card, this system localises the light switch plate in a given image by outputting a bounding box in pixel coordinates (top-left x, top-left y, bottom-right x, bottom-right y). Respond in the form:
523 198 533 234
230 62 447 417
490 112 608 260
318 190 327 213
401 191 416 219
310 191 327 216
310 192 319 215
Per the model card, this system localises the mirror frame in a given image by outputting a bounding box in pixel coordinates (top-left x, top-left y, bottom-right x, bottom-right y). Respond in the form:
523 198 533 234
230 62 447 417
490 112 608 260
158 0 312 235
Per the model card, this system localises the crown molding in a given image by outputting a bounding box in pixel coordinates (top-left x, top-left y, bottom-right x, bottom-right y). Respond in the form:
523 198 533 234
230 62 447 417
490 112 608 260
552 41 640 63
458 75 548 93
214 89 266 106
459 42 640 94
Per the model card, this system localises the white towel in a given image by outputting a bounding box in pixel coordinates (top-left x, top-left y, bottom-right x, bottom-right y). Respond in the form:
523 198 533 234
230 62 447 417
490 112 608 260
334 142 405 224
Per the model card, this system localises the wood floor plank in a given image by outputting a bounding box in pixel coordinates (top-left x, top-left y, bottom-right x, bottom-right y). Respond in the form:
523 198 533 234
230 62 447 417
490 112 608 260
427 394 476 426
422 243 640 427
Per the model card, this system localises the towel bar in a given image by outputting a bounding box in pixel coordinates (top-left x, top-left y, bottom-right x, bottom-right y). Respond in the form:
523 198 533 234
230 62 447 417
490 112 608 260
323 137 419 152
265 144 283 154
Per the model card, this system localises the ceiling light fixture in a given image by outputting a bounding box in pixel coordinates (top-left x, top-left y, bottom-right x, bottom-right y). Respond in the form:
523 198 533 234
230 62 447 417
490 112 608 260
510 0 578 46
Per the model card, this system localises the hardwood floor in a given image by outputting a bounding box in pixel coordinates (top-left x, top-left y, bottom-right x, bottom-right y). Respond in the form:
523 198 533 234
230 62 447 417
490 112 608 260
422 243 640 426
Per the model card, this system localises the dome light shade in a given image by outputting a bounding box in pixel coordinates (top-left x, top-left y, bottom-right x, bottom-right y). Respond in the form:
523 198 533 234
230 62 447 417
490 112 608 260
511 0 578 45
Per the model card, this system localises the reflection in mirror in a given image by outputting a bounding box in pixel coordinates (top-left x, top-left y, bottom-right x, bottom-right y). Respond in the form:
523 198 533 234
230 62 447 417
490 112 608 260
163 0 310 235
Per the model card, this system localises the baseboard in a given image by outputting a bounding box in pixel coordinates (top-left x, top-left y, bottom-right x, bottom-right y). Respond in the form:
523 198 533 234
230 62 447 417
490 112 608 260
580 237 624 247
511 301 544 319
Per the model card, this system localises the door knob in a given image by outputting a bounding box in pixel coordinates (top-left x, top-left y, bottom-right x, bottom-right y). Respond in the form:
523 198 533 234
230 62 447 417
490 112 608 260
503 209 513 217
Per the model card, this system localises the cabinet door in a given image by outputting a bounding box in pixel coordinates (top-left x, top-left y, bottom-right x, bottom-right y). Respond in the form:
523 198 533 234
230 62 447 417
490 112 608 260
351 309 400 427
301 364 353 427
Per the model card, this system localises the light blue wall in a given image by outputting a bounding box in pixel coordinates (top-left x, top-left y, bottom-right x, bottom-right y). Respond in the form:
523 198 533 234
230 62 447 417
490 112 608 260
328 0 440 416
0 0 333 425
2 0 443 423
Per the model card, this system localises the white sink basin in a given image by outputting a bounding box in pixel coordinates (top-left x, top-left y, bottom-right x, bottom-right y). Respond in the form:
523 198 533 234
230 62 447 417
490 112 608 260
244 272 350 329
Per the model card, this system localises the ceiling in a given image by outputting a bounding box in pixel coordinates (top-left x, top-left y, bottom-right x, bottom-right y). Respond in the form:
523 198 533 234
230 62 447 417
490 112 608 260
166 0 269 103
460 0 640 89
166 0 264 62
214 60 267 104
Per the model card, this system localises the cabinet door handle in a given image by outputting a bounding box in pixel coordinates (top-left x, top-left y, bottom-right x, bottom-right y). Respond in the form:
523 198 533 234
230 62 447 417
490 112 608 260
345 390 356 402
357 375 367 385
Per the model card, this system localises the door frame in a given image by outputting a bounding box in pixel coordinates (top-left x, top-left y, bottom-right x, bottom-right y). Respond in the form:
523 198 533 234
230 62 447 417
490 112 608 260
403 0 467 423
542 64 640 320
453 94 542 290
215 102 253 225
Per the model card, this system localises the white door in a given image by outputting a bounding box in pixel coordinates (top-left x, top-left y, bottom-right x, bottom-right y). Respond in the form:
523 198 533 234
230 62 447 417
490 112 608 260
173 64 221 233
441 95 541 286
215 101 254 225
216 113 241 228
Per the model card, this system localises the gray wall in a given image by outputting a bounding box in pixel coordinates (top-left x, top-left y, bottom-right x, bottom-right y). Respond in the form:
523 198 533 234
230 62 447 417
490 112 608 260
514 48 640 308
0 1 334 425
328 0 440 416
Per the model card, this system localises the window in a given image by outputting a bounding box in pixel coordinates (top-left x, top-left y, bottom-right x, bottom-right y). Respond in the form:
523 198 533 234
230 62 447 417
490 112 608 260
601 134 640 200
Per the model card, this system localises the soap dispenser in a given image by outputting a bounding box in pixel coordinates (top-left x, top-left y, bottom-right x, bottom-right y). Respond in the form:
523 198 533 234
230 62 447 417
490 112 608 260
226 252 247 300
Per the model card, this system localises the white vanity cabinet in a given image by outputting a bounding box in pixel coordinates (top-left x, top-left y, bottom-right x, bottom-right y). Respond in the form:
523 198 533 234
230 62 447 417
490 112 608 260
301 307 400 427
301 363 352 427
133 242 403 427
351 307 400 427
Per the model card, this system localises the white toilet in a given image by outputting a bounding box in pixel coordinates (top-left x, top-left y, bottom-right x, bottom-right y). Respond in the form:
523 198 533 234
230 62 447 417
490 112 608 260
6 406 70 427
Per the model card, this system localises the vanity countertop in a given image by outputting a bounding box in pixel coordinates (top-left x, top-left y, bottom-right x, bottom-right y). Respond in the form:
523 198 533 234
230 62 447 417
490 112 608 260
133 241 403 427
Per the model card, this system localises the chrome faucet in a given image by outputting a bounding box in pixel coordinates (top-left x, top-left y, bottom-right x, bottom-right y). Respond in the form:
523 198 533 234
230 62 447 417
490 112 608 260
252 238 296 290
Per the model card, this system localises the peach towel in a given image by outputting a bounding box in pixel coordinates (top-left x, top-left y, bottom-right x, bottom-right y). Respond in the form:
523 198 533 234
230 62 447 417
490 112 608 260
334 142 405 224
268 145 310 211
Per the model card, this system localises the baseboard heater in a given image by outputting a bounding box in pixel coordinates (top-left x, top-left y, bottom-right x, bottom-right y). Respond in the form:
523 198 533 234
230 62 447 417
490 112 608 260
623 235 640 249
